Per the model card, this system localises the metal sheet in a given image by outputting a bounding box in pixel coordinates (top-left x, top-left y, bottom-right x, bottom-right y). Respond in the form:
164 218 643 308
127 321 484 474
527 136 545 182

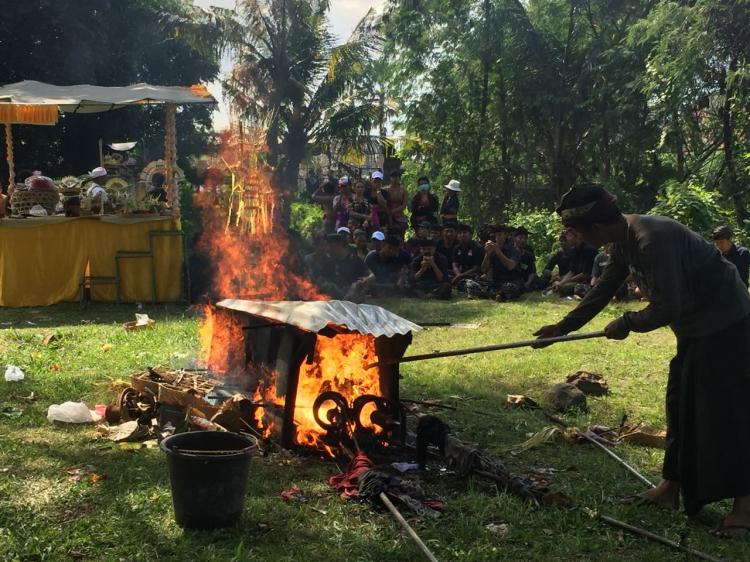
216 299 421 337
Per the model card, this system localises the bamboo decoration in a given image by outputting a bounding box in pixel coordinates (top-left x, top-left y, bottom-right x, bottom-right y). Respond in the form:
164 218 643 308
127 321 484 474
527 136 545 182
164 104 179 217
5 123 15 195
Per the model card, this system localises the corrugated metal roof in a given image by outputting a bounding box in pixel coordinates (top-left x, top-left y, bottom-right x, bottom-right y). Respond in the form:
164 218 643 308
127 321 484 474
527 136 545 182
216 299 421 337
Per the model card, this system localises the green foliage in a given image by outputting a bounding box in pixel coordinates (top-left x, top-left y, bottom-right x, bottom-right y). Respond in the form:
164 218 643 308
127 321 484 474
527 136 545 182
290 201 324 238
385 0 750 226
0 0 222 181
504 202 562 264
219 1 381 189
649 180 733 237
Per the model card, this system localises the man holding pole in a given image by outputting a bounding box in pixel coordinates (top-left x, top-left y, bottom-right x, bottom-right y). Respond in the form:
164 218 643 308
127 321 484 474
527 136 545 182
534 183 750 536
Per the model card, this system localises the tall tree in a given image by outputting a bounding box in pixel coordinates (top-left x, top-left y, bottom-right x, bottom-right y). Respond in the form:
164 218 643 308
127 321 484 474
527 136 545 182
0 0 222 181
630 0 750 222
219 0 381 191
385 0 659 222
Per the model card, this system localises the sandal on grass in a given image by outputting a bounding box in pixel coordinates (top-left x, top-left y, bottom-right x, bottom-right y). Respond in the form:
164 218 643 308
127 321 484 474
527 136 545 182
618 493 678 510
619 494 651 506
711 523 750 539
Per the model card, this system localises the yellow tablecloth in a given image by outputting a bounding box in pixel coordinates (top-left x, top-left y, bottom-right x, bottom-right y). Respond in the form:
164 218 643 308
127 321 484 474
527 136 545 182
0 216 183 307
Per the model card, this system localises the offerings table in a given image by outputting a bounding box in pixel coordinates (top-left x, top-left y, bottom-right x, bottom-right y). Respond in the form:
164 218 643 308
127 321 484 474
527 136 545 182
0 215 183 307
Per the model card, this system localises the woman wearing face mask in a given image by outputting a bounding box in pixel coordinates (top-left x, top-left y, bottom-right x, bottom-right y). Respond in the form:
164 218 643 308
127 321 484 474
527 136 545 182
410 176 439 228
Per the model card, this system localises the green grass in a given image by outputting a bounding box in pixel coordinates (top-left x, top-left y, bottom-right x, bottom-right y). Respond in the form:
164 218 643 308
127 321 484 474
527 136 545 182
0 299 743 561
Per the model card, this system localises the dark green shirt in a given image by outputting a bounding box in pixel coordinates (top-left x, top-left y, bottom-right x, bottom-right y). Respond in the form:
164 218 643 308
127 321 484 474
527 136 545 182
559 215 750 339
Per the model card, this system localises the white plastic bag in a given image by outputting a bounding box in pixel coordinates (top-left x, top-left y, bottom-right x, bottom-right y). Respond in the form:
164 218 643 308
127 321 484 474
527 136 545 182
4 365 24 382
47 402 96 424
134 313 151 326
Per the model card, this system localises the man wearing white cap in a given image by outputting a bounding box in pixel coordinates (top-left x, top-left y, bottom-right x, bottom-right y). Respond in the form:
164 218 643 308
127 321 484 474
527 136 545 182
86 166 109 214
369 230 386 252
336 226 352 244
441 179 461 223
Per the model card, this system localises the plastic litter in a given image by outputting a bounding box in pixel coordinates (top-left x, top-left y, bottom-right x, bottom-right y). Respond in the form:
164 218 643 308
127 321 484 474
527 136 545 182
391 462 419 473
135 313 150 326
47 401 101 424
4 365 25 382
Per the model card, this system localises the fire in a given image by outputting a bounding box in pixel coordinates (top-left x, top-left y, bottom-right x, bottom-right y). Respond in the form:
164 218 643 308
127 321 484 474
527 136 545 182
195 127 382 455
196 127 326 366
248 333 379 453
193 130 324 303
198 306 245 374
294 333 379 449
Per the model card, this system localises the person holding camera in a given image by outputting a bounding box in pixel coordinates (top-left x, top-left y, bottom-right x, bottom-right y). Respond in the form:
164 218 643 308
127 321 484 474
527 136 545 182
409 239 452 299
477 224 524 301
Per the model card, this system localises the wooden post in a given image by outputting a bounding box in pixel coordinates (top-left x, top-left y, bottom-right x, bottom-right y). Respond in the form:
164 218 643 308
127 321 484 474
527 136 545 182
164 103 179 217
5 123 15 195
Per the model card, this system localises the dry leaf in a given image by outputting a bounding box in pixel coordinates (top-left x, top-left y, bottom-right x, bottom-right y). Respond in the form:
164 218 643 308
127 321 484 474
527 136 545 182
101 344 113 352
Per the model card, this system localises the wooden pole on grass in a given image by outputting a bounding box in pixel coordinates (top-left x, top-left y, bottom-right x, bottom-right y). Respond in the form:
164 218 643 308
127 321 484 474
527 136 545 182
597 514 724 562
379 492 439 562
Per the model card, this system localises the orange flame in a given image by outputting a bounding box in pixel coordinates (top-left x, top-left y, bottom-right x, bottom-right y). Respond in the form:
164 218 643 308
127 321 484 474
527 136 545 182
294 333 379 449
196 128 382 454
194 130 324 303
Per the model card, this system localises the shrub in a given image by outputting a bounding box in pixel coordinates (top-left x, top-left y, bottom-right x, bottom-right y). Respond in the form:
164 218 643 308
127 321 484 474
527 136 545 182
648 180 734 238
504 202 563 265
290 201 324 238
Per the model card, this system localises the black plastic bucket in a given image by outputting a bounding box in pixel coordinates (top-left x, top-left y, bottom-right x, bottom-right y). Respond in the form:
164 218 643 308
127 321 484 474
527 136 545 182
161 431 256 529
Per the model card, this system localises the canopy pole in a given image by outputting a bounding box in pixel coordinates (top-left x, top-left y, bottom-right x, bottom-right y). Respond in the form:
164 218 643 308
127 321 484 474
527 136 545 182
5 123 15 195
164 103 179 217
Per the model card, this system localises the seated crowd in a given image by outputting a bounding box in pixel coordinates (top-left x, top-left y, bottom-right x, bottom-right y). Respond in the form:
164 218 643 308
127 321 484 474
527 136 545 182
304 170 750 301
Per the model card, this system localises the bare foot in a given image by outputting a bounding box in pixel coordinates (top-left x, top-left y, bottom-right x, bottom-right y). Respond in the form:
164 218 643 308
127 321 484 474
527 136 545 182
713 495 750 538
636 480 680 510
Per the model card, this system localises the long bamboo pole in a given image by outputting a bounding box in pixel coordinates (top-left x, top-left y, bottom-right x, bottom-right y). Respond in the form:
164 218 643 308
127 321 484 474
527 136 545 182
365 331 607 370
379 492 439 562
597 514 724 562
580 431 655 488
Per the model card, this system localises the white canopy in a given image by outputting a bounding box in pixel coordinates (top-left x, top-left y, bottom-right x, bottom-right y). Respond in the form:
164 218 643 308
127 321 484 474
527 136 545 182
216 299 422 338
0 80 216 114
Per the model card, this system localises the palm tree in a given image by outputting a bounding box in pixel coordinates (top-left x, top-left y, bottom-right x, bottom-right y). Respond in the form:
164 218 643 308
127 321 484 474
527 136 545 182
219 0 383 191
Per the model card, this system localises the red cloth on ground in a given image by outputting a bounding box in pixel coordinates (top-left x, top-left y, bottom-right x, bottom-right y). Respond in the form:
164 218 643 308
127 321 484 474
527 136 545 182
327 452 374 500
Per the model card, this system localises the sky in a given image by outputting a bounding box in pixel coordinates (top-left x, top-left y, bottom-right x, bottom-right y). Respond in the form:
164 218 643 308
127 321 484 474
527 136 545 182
193 0 386 129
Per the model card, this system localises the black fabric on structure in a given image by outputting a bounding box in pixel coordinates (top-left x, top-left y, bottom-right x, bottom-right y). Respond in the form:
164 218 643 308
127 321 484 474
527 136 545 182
663 314 750 515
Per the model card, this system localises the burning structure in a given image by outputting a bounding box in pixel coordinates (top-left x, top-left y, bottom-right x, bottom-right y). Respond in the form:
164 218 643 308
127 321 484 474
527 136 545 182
202 299 420 453
191 126 423 454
